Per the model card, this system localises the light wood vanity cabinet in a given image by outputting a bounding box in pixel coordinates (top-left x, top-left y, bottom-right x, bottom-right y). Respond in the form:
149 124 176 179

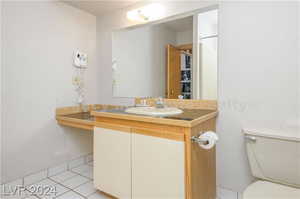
131 132 185 199
92 100 217 199
94 127 132 199
94 126 185 199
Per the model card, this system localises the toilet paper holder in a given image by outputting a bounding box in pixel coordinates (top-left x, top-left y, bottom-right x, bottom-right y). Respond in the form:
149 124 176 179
191 133 209 145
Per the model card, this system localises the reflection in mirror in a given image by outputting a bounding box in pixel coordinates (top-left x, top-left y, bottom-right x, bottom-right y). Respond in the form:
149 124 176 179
197 9 218 100
112 9 218 100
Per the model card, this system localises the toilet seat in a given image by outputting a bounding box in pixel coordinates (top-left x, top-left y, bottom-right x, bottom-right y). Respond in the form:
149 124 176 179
243 180 300 199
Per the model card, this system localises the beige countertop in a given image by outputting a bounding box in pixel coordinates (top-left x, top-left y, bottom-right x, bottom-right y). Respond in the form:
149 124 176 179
56 112 95 130
56 100 218 129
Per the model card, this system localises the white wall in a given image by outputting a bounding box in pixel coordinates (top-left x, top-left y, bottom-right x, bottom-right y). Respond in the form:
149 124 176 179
218 1 299 192
0 0 2 185
2 1 97 183
112 24 176 98
298 3 300 132
96 1 300 192
176 30 193 46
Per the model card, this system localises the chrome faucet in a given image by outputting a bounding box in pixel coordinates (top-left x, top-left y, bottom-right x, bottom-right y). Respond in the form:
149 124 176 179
155 97 165 108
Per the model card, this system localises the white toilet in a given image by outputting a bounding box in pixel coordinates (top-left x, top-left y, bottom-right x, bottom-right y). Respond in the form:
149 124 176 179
243 129 300 199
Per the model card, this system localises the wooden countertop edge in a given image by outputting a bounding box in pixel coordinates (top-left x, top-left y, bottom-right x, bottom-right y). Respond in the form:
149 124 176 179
190 112 218 127
56 111 218 129
56 116 95 130
91 111 218 128
56 116 94 125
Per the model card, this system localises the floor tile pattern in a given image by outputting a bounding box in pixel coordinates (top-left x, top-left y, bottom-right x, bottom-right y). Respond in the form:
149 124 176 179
2 159 239 199
2 161 109 199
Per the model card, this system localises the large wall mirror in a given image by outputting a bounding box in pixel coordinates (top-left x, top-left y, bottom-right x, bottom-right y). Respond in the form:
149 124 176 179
112 9 218 100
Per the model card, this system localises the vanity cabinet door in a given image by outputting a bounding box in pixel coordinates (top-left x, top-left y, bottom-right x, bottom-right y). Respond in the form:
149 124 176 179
94 127 131 199
132 132 185 199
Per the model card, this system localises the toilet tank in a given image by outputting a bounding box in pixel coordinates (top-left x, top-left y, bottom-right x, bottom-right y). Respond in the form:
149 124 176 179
244 129 300 188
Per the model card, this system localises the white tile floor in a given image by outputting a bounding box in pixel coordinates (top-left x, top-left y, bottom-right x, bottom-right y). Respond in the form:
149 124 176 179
2 158 239 199
2 161 109 199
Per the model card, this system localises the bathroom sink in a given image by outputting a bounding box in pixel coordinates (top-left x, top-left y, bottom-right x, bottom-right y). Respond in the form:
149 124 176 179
125 106 183 116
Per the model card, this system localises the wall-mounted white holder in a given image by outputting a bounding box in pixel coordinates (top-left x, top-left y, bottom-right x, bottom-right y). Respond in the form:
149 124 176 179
74 50 88 68
112 59 118 86
73 50 88 105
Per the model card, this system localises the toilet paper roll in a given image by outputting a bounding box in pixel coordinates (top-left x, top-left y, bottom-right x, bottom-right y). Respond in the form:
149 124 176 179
198 131 218 150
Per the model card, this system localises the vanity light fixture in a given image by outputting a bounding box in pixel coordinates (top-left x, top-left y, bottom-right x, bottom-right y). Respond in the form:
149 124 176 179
127 3 164 22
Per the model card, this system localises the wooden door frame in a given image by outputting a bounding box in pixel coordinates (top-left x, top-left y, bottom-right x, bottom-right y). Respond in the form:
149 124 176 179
166 43 193 99
166 44 181 99
177 44 193 51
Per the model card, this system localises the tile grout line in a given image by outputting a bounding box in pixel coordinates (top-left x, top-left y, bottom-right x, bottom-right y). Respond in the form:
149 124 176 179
71 183 94 199
57 164 94 198
49 159 92 184
46 177 71 198
1 154 92 186
30 162 93 198
50 161 92 182
49 169 80 183
50 166 93 198
55 176 90 191
54 179 92 199
6 159 95 199
69 165 92 176
71 172 93 181
85 190 97 199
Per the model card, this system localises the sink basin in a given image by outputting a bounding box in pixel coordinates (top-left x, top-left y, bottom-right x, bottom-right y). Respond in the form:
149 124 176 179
125 106 183 116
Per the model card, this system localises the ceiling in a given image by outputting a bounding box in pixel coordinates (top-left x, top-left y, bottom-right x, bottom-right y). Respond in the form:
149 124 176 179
162 16 193 32
63 0 139 16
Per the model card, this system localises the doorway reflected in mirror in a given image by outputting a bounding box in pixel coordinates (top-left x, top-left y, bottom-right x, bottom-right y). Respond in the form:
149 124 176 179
112 9 218 100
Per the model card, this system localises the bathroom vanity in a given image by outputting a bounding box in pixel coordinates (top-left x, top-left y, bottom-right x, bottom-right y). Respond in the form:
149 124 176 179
54 5 219 199
91 9 219 198
91 99 218 199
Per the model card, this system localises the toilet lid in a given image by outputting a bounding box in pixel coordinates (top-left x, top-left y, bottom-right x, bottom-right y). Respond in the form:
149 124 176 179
243 181 300 199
